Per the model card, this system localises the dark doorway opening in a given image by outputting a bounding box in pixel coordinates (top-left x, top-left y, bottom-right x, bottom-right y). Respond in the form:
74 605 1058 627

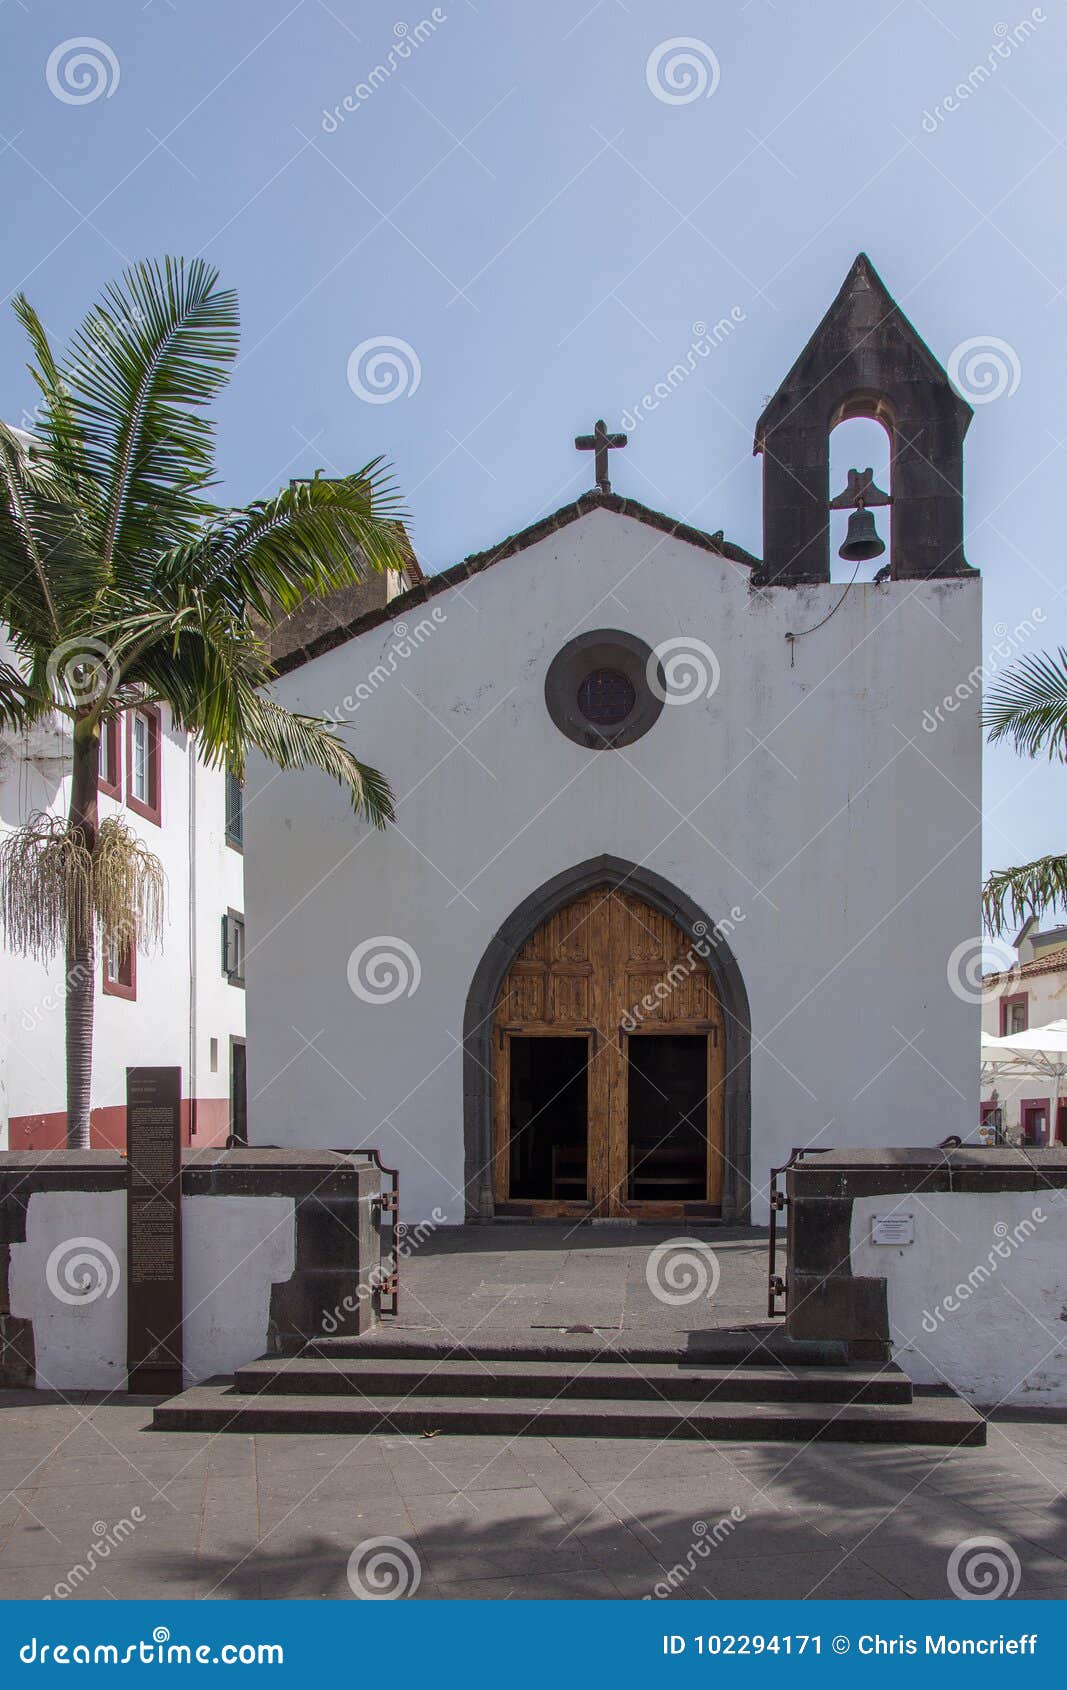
627 1034 707 1200
230 1037 248 1144
508 1036 588 1200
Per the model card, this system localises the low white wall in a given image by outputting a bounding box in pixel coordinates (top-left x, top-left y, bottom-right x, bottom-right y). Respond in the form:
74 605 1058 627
851 1191 1067 1407
9 1190 126 1392
7 1189 296 1390
182 1195 295 1383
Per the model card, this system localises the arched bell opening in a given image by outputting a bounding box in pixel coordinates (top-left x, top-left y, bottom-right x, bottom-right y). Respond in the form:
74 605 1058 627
828 411 893 583
462 857 751 1223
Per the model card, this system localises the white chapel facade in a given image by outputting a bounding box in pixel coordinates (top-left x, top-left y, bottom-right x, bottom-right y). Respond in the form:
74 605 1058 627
244 256 983 1226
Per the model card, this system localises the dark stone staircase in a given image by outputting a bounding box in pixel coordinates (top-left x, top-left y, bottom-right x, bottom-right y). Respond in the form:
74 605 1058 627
152 1332 986 1446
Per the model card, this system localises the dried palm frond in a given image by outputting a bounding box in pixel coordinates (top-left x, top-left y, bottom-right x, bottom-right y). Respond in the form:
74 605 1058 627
0 811 164 959
92 816 166 948
0 811 94 957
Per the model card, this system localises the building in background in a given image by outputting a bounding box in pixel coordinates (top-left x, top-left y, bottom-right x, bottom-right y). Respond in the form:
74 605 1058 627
0 651 247 1151
0 524 420 1152
982 919 1067 1146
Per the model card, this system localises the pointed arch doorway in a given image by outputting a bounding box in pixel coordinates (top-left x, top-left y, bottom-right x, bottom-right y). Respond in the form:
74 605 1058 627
463 859 751 1222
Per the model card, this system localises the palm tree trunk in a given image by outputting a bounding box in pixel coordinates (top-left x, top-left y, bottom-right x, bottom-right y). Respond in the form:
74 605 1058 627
65 726 99 1150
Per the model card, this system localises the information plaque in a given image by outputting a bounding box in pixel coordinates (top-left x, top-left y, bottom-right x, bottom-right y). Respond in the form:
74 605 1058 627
125 1066 183 1393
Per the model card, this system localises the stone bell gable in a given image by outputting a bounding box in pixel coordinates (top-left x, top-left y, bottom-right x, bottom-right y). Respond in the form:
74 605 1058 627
754 252 976 586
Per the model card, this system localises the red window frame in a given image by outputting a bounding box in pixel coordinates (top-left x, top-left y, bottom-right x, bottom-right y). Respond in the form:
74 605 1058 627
1020 1097 1050 1146
126 704 162 826
97 716 122 799
999 992 1028 1036
102 928 136 1001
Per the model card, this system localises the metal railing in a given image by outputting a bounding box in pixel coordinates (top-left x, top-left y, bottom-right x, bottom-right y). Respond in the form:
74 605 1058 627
766 1145 833 1318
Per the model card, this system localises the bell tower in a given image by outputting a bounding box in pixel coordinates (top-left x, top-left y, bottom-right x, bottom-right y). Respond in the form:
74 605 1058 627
753 253 976 585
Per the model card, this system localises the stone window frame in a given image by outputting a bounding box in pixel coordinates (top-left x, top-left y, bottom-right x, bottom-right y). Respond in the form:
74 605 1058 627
544 629 665 750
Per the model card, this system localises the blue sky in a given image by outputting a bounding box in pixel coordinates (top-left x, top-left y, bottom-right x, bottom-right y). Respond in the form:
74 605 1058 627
2 0 1065 897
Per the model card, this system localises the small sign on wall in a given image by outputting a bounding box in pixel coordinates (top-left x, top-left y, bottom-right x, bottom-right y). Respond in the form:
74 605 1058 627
871 1213 915 1246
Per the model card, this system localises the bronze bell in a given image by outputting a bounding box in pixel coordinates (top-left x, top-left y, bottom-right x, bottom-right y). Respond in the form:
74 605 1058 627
838 503 885 563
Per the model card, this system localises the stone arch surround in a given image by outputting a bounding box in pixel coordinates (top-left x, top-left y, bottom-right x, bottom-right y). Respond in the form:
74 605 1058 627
462 855 752 1222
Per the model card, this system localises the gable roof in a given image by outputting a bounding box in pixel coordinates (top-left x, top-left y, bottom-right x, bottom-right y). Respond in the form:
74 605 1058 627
271 488 760 677
753 252 971 454
984 945 1067 986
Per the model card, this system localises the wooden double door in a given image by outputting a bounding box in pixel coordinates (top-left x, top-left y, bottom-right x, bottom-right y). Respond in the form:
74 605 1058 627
492 888 725 1217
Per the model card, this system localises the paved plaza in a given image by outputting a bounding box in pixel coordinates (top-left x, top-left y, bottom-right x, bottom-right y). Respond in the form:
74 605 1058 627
0 1226 1063 1601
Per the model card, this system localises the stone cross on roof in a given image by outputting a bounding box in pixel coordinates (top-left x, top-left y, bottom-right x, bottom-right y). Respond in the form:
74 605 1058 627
575 418 626 494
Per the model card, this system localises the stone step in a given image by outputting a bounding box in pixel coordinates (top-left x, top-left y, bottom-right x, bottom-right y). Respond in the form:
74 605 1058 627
305 1329 856 1367
153 1384 985 1446
233 1355 913 1405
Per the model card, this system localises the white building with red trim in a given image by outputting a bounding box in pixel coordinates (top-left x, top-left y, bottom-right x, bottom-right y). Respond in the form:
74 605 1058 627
0 647 247 1152
982 919 1067 1146
1 549 417 1152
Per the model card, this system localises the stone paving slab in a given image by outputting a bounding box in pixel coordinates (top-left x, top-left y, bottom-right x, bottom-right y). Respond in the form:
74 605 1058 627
0 1395 1063 1598
392 1223 769 1339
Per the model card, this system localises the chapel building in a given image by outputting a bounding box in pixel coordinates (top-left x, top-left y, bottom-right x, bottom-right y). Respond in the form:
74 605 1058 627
244 255 981 1226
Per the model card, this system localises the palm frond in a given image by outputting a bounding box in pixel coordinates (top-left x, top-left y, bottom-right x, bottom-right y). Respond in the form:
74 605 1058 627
0 659 50 732
157 467 408 621
985 648 1067 760
10 296 88 497
106 596 394 825
231 692 394 827
983 853 1067 935
56 257 239 567
0 418 103 640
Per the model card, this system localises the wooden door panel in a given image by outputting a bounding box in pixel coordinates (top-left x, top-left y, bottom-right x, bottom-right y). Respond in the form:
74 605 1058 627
492 888 725 1213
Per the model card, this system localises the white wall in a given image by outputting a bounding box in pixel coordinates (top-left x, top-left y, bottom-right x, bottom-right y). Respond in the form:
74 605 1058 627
851 1190 1067 1406
9 1190 126 1391
244 507 982 1224
8 1188 296 1389
182 1195 294 1383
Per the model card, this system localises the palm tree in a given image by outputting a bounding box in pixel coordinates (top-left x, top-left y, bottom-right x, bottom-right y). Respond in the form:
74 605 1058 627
0 257 407 1148
983 647 1067 934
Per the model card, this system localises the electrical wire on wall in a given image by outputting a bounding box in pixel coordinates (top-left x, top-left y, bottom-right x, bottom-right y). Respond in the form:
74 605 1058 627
784 558 861 666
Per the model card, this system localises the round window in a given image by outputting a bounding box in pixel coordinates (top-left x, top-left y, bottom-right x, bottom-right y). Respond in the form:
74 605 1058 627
545 631 664 749
576 667 637 727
